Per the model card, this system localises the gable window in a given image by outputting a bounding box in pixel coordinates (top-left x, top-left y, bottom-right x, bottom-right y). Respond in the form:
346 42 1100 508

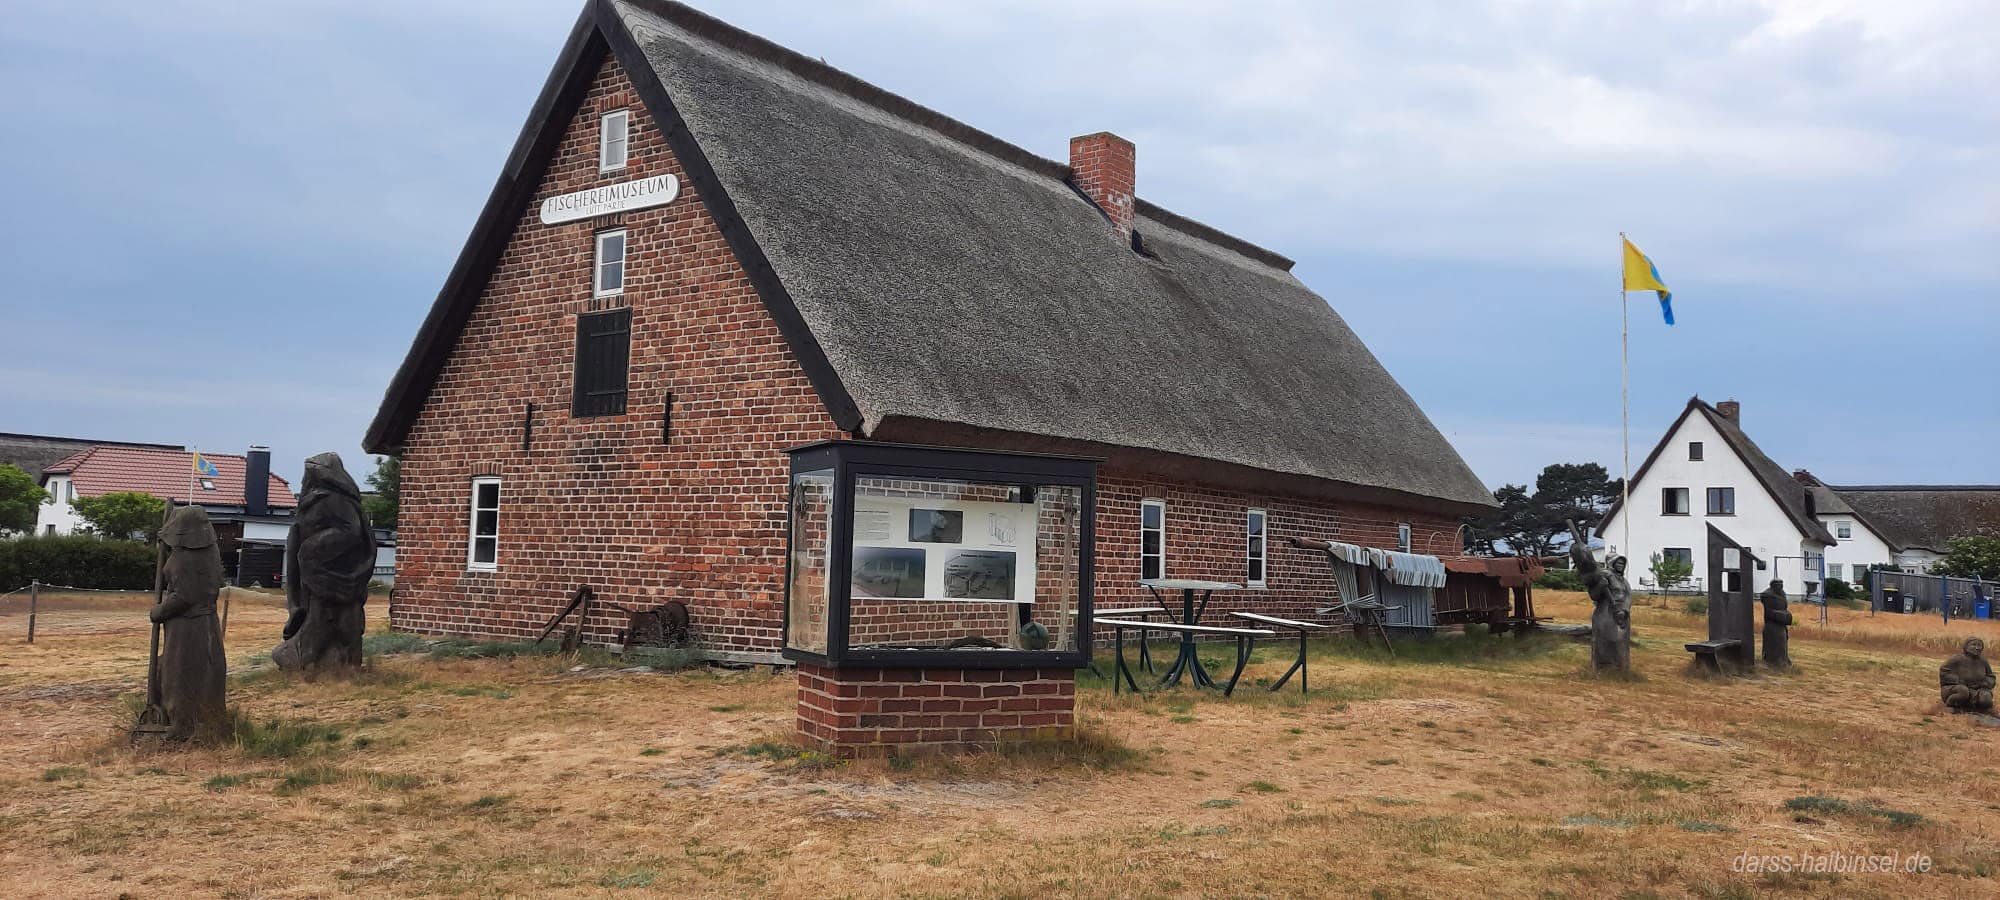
1397 523 1413 553
1662 487 1689 516
1706 487 1736 516
467 477 501 570
1140 499 1166 581
593 229 626 297
1835 520 1852 540
599 109 629 172
1245 509 1267 586
572 307 631 418
1688 441 1703 461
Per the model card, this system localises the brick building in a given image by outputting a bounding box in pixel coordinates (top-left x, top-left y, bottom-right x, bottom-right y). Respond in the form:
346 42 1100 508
364 0 1495 665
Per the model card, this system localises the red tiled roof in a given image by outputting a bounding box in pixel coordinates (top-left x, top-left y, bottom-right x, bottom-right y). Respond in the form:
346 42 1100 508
41 446 297 509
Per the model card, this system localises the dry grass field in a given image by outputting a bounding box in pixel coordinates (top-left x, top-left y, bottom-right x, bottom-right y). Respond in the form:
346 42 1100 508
3 587 1999 898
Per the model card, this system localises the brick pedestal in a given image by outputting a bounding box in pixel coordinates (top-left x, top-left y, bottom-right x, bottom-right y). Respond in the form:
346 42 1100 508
796 663 1075 757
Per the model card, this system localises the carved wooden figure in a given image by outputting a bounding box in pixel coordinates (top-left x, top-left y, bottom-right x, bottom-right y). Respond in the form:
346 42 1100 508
1940 638 1996 713
150 506 230 742
1758 580 1793 668
1568 521 1631 672
272 452 376 672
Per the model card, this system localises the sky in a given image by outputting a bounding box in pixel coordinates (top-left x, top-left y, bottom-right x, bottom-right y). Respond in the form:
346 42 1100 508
2 0 1994 494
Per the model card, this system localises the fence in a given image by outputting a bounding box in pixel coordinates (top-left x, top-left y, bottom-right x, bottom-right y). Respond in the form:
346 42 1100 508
1 580 283 642
1871 571 1993 617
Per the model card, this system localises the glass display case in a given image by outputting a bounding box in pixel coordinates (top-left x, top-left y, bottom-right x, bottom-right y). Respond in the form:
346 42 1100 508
783 441 1097 668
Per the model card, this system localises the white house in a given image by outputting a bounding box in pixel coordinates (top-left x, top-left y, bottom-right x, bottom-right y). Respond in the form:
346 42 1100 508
1797 475 2000 578
1598 398 1834 598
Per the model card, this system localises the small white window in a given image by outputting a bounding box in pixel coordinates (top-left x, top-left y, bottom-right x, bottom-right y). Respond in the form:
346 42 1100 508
467 477 501 570
199 478 216 491
599 109 629 172
1140 499 1166 581
1827 563 1844 581
45 524 55 535
594 229 626 297
1835 520 1852 540
1245 509 1267 586
1397 523 1412 553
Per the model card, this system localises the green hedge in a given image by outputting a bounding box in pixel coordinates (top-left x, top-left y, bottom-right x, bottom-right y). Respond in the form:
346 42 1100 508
0 535 155 592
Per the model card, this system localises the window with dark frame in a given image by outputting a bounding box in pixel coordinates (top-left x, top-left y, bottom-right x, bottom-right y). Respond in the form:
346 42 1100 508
1140 499 1166 581
1688 441 1703 461
1663 547 1693 566
1706 487 1736 515
1835 520 1852 539
1397 523 1412 553
572 308 631 417
1246 509 1267 585
1662 487 1689 515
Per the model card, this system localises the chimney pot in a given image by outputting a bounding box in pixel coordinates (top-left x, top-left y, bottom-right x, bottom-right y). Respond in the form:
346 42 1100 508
245 445 271 517
1716 400 1740 423
1069 132 1136 238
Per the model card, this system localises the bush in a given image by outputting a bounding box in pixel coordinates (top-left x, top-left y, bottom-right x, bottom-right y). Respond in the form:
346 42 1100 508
0 534 155 591
1536 567 1584 591
1823 577 1855 601
1683 596 1708 616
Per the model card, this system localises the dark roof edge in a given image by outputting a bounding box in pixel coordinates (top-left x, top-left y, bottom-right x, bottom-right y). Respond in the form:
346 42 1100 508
604 0 862 431
1134 199 1295 271
1597 395 1835 546
1595 397 1700 537
1828 485 2000 492
364 7 606 454
625 0 1294 273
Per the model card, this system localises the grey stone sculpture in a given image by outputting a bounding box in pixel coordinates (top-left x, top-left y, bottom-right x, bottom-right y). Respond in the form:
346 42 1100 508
1759 580 1793 668
1568 520 1631 672
1940 638 1996 713
272 452 376 672
150 506 229 742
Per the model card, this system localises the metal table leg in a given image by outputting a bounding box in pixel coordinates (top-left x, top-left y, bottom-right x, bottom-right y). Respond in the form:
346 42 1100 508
1268 627 1308 693
1222 634 1255 697
1112 624 1141 694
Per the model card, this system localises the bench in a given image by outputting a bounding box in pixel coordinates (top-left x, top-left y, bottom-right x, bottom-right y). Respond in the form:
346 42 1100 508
1075 606 1170 676
1096 619 1275 697
1685 639 1742 673
1230 612 1336 693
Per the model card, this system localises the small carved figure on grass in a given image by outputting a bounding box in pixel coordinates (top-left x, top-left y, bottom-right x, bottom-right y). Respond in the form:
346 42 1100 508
1759 580 1793 668
1568 520 1631 673
1940 638 1996 714
273 453 375 672
148 506 230 743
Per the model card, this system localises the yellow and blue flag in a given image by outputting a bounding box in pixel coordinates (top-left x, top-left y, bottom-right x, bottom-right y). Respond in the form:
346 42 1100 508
192 452 219 478
1622 237 1674 325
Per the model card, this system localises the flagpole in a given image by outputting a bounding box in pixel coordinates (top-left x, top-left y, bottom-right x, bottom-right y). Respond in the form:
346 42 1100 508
1618 233 1631 561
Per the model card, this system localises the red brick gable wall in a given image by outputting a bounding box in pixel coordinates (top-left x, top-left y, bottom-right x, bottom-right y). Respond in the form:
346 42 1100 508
390 55 1471 660
392 56 845 657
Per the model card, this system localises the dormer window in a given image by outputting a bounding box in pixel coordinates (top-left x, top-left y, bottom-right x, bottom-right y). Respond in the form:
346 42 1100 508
599 109 629 172
199 478 216 491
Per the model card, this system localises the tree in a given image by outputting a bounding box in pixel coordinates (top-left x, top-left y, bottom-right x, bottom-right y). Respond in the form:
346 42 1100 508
1648 551 1692 591
1466 462 1623 558
1936 535 2000 581
362 456 400 529
71 491 167 541
0 464 45 534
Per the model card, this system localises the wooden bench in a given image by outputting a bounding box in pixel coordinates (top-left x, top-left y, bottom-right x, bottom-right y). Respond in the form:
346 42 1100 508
1230 612 1335 693
1096 619 1274 697
1685 639 1741 673
1075 606 1170 676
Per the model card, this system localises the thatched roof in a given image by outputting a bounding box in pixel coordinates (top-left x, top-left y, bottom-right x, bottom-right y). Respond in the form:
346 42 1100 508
365 0 1493 513
1827 487 2000 553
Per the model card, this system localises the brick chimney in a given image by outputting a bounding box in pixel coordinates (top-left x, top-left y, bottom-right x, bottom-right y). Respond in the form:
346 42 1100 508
1069 132 1135 238
1715 399 1740 423
244 445 270 517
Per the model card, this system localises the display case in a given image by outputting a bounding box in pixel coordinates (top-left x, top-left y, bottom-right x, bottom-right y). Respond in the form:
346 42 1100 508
783 441 1097 669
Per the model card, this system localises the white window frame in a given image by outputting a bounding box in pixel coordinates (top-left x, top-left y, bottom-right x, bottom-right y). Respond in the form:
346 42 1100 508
467 477 501 571
1245 508 1268 588
593 229 626 298
1835 520 1852 540
1827 563 1844 581
598 109 629 173
1397 523 1412 553
1140 499 1167 581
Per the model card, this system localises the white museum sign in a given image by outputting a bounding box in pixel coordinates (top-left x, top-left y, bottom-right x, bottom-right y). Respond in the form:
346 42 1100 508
538 174 680 225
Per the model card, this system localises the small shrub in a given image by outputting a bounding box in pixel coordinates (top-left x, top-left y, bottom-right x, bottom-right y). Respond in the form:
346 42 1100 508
1536 568 1585 591
40 766 88 782
205 774 252 792
1783 796 1924 827
639 747 665 757
468 794 511 809
1243 780 1283 793
1684 596 1709 616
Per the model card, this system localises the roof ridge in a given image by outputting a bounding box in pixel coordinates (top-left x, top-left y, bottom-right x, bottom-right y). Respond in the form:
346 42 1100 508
1832 484 2000 492
621 0 1294 271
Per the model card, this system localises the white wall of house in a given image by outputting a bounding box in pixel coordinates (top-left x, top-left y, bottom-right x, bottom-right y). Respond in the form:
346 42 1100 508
1601 411 1821 596
1817 515 1893 585
34 476 84 535
243 521 290 542
1895 549 1941 573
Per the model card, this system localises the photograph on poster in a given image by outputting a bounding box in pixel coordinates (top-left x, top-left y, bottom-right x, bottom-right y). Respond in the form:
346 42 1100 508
943 550 1016 600
908 509 963 543
852 546 926 598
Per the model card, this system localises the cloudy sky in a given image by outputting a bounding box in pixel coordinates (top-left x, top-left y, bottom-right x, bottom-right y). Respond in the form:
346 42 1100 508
2 0 1994 492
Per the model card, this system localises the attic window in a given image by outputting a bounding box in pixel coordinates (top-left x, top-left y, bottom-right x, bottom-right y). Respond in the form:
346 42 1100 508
199 478 216 491
1688 441 1703 461
594 229 626 297
599 109 629 172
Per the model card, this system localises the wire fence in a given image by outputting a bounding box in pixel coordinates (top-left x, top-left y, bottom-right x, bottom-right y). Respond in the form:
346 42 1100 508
1 581 286 644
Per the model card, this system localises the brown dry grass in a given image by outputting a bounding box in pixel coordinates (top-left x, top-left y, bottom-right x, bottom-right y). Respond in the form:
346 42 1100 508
2 589 1998 898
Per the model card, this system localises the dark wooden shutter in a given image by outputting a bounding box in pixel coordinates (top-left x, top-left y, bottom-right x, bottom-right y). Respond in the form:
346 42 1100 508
572 308 630 417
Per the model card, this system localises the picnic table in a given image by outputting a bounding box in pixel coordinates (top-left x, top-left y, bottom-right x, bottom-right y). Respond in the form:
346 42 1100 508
1140 579 1242 689
1230 612 1336 693
1098 619 1273 697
